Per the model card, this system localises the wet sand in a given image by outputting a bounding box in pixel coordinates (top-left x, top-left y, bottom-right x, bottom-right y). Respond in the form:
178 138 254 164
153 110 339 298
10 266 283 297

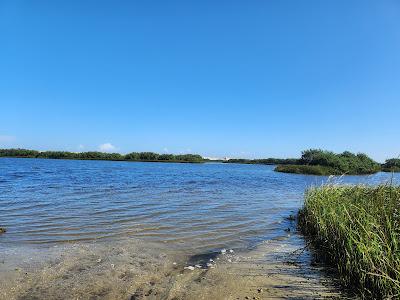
0 235 347 300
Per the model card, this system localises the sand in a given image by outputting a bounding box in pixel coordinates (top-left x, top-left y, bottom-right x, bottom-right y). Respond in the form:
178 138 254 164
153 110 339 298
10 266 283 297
0 237 348 300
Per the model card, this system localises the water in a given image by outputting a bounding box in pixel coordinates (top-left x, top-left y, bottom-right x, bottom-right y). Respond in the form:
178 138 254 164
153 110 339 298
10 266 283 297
1 158 399 299
0 158 398 250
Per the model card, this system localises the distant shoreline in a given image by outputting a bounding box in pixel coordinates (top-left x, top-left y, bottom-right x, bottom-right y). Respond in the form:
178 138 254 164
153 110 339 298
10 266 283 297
2 148 399 174
0 149 205 164
0 155 204 164
226 149 400 175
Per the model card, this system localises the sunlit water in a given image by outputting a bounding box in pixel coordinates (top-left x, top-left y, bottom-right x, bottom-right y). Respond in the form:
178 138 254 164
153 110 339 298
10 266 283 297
1 158 399 299
1 158 398 253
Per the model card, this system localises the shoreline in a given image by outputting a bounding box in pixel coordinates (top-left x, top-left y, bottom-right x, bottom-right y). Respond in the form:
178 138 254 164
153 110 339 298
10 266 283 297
0 232 346 299
2 148 399 175
0 156 205 164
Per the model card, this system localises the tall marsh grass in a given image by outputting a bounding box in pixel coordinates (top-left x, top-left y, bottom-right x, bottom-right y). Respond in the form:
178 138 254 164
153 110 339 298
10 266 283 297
298 184 400 298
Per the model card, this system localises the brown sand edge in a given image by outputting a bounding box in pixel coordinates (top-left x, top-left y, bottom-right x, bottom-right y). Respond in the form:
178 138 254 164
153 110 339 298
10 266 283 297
0 240 346 300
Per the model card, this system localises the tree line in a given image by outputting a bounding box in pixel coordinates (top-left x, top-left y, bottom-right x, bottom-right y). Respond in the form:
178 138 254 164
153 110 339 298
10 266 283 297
382 158 400 172
225 149 399 175
275 149 398 175
0 149 204 163
1 148 398 173
225 158 299 165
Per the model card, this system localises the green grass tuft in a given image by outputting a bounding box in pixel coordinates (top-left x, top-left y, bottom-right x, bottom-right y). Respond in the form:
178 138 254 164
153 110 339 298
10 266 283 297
298 184 400 298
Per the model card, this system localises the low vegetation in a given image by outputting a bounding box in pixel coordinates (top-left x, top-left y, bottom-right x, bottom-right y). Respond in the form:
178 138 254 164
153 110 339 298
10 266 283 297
0 149 204 163
274 164 336 175
382 158 400 173
275 149 381 175
298 184 400 298
2 148 398 174
225 158 299 165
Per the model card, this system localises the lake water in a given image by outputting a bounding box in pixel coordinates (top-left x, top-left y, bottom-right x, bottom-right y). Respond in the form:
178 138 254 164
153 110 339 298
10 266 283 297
1 158 399 299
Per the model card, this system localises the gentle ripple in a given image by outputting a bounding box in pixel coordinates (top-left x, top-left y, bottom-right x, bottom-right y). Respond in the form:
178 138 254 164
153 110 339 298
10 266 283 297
0 158 399 252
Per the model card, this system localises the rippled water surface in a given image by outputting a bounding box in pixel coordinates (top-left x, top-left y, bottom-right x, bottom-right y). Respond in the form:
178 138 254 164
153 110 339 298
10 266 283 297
1 158 398 253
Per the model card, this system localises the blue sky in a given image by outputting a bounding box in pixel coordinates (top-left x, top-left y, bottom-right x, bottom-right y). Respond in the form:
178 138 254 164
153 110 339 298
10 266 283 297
1 0 399 161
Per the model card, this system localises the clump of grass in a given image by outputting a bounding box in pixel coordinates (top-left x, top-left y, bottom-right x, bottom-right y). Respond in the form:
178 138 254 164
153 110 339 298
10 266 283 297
298 184 400 298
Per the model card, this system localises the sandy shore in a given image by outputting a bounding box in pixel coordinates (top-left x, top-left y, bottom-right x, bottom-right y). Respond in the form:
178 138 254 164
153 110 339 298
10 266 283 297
0 236 348 300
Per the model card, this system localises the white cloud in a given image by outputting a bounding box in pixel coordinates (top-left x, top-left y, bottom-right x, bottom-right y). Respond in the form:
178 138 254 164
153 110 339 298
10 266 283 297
78 144 85 150
163 147 169 152
98 143 117 152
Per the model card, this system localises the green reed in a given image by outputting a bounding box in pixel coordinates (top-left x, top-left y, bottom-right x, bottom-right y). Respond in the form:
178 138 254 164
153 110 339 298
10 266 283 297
298 184 400 298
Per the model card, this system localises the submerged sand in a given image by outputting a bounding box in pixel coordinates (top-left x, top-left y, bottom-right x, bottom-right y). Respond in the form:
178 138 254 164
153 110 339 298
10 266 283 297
0 235 348 300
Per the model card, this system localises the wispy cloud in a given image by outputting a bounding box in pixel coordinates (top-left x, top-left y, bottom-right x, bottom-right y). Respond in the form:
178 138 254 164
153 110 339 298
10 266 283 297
0 135 16 144
77 144 85 150
98 143 117 152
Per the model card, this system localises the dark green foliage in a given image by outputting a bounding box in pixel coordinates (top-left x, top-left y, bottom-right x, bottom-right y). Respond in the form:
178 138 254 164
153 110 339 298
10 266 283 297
124 152 140 160
275 149 380 175
225 158 299 165
138 152 159 161
36 151 124 161
124 152 203 162
174 154 203 162
0 148 39 157
382 158 400 172
158 154 175 161
36 151 75 159
0 148 204 163
274 164 336 175
299 185 400 298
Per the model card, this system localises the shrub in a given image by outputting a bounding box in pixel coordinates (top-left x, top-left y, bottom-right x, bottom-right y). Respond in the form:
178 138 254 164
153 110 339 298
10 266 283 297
276 149 380 175
382 159 400 172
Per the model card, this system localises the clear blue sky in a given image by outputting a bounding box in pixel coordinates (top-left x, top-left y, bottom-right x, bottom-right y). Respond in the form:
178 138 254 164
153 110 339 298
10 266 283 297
1 1 399 161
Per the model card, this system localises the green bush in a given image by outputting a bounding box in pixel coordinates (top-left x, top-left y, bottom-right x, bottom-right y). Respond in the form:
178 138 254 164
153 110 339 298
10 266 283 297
382 159 400 172
274 164 336 175
275 149 380 175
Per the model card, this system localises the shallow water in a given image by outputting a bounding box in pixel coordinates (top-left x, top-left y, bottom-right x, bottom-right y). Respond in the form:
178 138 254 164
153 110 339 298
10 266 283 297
0 158 398 299
2 158 397 251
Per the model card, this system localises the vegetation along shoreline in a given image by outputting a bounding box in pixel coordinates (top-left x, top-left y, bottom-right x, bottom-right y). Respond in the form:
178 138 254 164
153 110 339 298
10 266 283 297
1 148 399 174
0 149 204 163
273 149 399 175
298 184 400 298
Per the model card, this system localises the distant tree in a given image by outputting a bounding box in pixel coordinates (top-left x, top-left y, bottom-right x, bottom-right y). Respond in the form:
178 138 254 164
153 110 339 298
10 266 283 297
158 154 175 161
139 152 159 161
0 148 39 157
382 158 400 172
125 152 140 160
